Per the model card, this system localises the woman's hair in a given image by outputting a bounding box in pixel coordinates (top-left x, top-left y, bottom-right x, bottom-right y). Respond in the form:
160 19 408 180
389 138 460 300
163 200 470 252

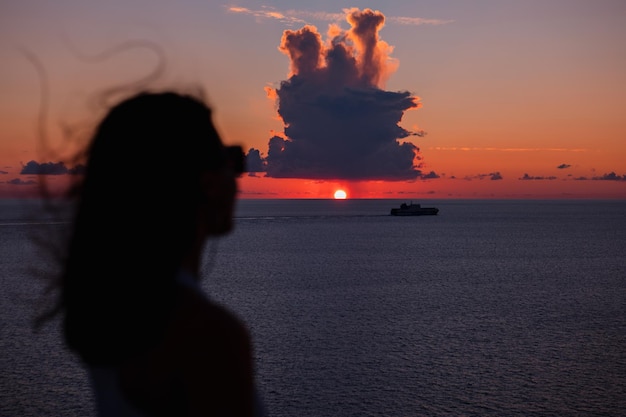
60 91 228 366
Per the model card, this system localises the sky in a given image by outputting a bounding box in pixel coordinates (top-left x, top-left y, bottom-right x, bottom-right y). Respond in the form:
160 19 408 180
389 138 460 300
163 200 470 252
1 0 625 199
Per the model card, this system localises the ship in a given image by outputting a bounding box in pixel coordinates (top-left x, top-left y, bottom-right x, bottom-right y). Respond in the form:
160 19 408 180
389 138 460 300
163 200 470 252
390 202 439 216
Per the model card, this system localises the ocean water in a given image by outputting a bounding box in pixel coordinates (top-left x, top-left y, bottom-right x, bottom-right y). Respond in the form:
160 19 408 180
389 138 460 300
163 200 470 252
1 198 625 416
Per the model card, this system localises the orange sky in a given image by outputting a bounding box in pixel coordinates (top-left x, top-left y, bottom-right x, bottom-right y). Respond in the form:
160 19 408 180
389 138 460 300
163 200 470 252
1 1 625 199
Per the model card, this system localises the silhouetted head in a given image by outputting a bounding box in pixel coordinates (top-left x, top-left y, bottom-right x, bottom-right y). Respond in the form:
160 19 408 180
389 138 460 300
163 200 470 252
82 91 242 237
62 90 245 365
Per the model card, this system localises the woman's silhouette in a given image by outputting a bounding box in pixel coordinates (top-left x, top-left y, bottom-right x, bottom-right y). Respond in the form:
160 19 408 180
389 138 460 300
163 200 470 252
44 90 262 416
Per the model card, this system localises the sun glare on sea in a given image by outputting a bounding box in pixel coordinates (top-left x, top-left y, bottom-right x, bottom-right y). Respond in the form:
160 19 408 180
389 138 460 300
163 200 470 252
334 189 347 199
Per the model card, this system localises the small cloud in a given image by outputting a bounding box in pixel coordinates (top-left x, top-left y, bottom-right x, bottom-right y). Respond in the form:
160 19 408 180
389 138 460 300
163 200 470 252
8 178 37 185
465 172 503 181
421 171 440 179
592 172 626 181
519 173 557 180
21 160 68 175
19 160 85 175
557 163 571 169
68 165 86 175
387 16 454 26
227 5 453 27
226 5 306 25
245 148 266 173
0 170 8 175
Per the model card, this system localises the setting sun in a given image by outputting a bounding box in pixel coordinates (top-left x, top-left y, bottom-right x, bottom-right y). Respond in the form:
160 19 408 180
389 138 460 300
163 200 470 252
333 189 347 199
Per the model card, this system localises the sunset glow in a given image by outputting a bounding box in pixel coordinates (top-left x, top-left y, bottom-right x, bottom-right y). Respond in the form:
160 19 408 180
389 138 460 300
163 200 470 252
1 2 625 199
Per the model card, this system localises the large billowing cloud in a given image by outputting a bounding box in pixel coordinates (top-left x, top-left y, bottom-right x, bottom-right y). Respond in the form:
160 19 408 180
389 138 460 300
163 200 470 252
250 8 424 181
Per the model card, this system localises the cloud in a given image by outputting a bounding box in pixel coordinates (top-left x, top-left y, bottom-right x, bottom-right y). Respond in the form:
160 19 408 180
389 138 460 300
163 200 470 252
227 6 453 26
69 165 86 175
21 161 68 175
421 171 440 179
226 6 307 25
592 172 626 181
557 163 571 169
387 16 454 26
245 148 265 175
251 8 425 181
8 178 37 185
20 160 85 175
0 170 8 175
463 172 503 181
571 172 626 181
519 173 557 180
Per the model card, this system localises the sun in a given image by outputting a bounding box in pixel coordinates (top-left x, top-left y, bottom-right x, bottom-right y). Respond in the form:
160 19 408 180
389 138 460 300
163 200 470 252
333 189 347 199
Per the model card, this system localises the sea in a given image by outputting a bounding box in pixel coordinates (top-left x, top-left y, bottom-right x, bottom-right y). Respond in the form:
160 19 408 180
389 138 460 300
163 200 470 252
1 198 625 417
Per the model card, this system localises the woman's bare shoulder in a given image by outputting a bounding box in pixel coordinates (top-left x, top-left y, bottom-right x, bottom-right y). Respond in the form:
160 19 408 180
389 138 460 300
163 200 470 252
170 287 251 352
168 287 256 415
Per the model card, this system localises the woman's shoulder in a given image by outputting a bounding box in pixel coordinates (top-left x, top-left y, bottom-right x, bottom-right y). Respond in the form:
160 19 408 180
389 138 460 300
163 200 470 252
171 286 251 351
118 287 255 415
167 287 256 415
